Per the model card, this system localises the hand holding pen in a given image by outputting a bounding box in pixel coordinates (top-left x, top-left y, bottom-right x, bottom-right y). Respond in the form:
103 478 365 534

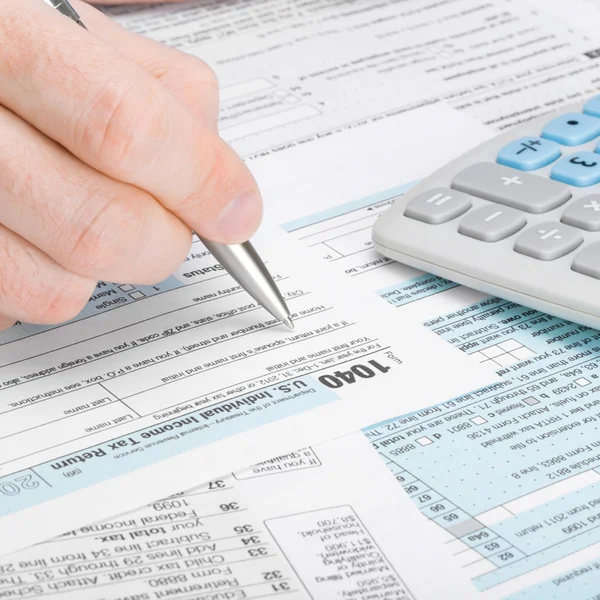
0 0 291 332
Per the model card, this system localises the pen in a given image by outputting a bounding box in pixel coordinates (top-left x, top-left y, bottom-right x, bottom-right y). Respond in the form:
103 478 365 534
44 0 294 330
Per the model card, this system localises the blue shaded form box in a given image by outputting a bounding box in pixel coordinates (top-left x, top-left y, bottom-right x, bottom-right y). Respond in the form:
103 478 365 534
378 274 458 307
494 481 600 556
505 556 600 599
0 376 337 517
365 296 600 590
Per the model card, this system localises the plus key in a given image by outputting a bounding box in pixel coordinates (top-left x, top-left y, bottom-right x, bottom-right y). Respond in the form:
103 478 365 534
501 176 522 186
452 162 571 214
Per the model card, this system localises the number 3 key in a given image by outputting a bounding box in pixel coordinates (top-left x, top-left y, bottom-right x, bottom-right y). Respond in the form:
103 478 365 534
551 151 600 187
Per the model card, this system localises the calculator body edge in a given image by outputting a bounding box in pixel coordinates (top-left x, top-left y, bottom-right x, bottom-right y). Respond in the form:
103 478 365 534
372 102 600 330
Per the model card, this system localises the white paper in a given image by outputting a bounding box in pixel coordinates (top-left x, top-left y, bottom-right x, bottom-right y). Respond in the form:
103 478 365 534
523 0 600 37
105 0 600 147
104 0 600 326
364 291 600 599
0 433 475 600
18 0 600 596
0 230 495 556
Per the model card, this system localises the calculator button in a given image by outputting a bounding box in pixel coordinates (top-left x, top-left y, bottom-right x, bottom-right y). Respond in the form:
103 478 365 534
458 205 526 242
572 243 600 279
541 112 600 146
404 187 471 224
550 152 600 187
452 162 571 213
514 222 583 261
583 95 600 118
561 195 600 231
497 137 561 171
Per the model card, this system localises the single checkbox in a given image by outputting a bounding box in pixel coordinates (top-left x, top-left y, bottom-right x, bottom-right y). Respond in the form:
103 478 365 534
494 354 518 367
416 436 433 446
498 339 522 352
481 345 504 359
511 347 535 360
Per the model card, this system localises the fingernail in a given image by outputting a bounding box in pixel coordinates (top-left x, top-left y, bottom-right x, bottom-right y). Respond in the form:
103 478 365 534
216 191 262 242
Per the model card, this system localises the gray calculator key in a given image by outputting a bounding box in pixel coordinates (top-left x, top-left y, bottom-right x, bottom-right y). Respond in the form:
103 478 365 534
514 221 583 260
404 187 471 224
572 243 600 279
452 162 571 213
561 194 600 231
458 204 526 242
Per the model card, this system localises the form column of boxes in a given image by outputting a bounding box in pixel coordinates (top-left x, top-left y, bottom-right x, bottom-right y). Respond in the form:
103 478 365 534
468 396 542 428
407 337 592 448
119 284 146 300
414 397 546 448
472 339 536 367
421 375 592 447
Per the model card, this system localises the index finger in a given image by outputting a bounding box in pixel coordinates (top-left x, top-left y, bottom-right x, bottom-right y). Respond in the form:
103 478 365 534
0 0 262 243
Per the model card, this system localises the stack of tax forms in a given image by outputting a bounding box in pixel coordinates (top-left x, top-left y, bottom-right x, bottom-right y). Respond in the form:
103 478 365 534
3 0 600 598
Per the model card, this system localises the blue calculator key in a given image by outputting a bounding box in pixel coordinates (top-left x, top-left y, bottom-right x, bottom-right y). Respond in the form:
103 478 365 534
497 137 561 171
541 112 600 145
550 152 600 187
583 95 600 118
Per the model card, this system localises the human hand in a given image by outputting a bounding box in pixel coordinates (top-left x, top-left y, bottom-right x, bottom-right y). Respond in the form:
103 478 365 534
0 0 262 331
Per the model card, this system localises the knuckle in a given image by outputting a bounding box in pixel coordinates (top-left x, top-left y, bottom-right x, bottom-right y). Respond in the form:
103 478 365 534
182 56 219 92
34 277 94 325
59 188 144 277
73 78 168 171
175 142 229 217
0 237 28 315
155 53 219 92
139 227 192 286
201 63 219 92
147 53 219 123
0 234 91 324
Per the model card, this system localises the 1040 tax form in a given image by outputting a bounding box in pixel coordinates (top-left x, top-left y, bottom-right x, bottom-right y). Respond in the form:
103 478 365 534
0 231 495 556
0 433 476 600
100 1 600 597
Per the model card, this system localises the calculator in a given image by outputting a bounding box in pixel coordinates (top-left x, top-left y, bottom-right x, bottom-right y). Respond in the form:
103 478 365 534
372 95 600 330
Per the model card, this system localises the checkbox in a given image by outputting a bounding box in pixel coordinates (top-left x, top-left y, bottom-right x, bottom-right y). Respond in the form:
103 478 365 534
524 396 540 406
129 291 146 300
494 354 518 367
481 345 504 359
511 347 535 360
416 436 433 446
471 416 487 425
499 339 522 352
575 377 591 387
119 284 135 292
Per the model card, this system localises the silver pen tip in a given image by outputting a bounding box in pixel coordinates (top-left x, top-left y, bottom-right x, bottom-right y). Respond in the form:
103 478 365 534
282 317 295 330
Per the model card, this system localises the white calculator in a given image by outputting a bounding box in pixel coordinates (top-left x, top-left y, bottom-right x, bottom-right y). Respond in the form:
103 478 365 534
373 95 600 330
